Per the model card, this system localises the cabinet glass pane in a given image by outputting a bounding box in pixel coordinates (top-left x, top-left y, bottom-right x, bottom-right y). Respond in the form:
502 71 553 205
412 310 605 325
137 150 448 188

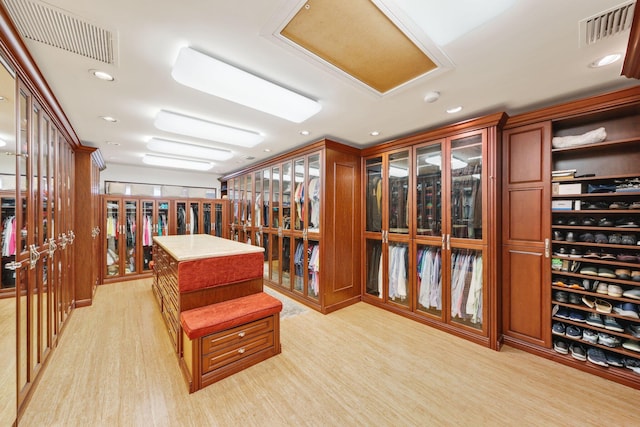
176 202 187 235
416 144 442 236
387 242 409 306
281 236 291 288
124 200 137 274
365 239 383 298
308 154 321 233
282 162 292 230
262 170 270 228
416 244 442 316
233 178 240 225
214 203 223 237
388 152 409 234
262 233 269 279
270 234 280 283
293 158 304 231
18 90 28 254
158 201 169 236
365 157 383 232
105 199 120 276
254 171 262 229
308 240 319 299
293 238 304 293
450 134 482 240
142 201 153 271
41 117 49 246
190 202 199 234
203 203 212 235
450 248 483 329
32 104 40 245
245 174 252 225
272 167 280 228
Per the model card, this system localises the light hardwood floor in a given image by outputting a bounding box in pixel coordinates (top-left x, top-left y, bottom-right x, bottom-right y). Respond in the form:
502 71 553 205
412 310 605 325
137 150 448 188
20 279 640 426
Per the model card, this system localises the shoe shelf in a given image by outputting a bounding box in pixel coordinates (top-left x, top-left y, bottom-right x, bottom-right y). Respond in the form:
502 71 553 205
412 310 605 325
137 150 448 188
551 137 640 154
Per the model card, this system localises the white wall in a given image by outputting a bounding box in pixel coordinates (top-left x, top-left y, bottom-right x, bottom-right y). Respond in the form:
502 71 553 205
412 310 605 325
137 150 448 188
99 163 222 194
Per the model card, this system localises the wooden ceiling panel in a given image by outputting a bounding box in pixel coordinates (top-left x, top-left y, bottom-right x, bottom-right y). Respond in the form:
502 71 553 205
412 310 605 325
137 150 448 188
281 0 437 93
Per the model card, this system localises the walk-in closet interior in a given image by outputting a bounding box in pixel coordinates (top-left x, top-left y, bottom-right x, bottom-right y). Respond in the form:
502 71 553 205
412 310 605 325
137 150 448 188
1 0 640 424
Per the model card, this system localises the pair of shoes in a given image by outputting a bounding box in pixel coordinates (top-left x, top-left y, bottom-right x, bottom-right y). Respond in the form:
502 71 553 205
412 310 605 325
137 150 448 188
554 290 569 303
623 339 640 352
553 339 569 355
569 293 582 305
623 288 640 300
606 353 624 367
552 322 566 335
613 302 639 318
568 311 586 323
626 324 640 339
624 357 640 374
595 299 612 313
608 284 623 297
598 268 616 278
570 343 587 361
566 325 582 339
598 332 622 348
587 348 609 367
603 316 624 332
586 312 604 327
582 328 599 344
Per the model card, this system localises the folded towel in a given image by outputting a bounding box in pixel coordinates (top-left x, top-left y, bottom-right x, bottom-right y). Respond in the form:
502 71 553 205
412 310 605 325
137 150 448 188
552 127 606 148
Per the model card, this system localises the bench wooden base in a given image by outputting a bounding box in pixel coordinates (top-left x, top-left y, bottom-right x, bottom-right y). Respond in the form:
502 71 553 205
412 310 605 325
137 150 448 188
180 293 282 393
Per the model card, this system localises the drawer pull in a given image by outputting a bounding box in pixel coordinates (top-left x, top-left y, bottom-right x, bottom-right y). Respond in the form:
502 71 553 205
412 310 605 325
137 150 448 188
238 348 246 354
238 331 246 338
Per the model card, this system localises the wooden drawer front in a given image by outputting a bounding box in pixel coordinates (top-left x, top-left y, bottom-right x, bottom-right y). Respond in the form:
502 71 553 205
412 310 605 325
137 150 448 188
201 331 274 374
202 316 274 355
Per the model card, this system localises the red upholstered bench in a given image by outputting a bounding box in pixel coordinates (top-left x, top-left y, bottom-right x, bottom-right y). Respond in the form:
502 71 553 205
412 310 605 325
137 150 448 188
179 292 282 393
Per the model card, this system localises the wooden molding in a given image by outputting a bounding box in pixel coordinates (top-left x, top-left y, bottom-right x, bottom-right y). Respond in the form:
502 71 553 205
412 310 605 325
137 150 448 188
622 2 640 79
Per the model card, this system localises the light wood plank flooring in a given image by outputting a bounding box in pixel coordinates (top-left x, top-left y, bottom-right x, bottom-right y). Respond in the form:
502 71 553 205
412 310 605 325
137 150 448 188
20 279 640 426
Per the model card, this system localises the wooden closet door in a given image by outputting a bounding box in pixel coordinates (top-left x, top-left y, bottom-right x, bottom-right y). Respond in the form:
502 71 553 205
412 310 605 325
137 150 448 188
501 122 552 347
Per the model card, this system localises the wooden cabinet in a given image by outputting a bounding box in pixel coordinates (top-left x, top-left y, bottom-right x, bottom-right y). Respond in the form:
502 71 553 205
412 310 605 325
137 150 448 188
362 113 506 348
501 122 552 348
74 147 104 306
503 86 640 389
221 139 362 314
103 196 229 282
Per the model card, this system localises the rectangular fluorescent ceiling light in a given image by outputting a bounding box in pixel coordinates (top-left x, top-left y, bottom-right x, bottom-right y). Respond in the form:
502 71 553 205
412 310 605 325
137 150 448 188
147 138 233 161
142 154 213 171
154 110 263 148
172 47 321 123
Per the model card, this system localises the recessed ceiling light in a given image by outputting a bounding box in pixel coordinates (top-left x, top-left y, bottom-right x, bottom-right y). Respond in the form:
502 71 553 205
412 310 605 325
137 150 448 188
264 148 271 152
171 46 321 123
299 130 310 136
370 131 381 136
589 53 622 68
90 69 115 81
446 106 463 114
154 110 263 148
0 96 5 101
100 116 118 122
147 138 233 161
142 154 213 171
106 141 121 146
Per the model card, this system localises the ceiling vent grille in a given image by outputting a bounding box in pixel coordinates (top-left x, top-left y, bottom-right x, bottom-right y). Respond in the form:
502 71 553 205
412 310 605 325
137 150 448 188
2 0 116 64
581 1 636 47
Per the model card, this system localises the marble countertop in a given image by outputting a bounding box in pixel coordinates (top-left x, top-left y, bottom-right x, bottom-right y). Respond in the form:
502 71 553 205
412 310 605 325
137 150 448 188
153 235 264 261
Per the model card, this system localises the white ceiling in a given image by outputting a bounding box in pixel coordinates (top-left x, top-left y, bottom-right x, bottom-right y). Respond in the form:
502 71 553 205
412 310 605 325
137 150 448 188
4 0 639 177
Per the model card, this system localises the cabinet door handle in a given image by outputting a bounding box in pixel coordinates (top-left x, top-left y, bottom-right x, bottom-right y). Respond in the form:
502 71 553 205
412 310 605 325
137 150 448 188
237 348 246 354
238 331 246 338
544 238 550 258
441 234 446 250
446 234 451 251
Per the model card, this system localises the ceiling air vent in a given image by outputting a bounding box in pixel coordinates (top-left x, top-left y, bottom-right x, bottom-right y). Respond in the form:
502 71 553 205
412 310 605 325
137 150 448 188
580 1 636 47
2 0 116 64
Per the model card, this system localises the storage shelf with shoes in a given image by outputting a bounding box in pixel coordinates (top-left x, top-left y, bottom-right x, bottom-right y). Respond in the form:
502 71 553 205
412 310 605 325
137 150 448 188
548 96 640 388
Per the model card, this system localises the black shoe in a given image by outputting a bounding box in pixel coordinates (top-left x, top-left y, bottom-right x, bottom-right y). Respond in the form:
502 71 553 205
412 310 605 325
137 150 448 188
553 290 568 303
587 348 609 367
570 343 587 361
554 230 565 241
552 322 565 335
553 339 569 355
569 293 582 305
566 232 576 242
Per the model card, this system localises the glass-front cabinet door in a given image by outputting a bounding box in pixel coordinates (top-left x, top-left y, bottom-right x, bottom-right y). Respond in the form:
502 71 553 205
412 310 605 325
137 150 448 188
363 150 411 308
105 199 121 278
446 131 486 332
